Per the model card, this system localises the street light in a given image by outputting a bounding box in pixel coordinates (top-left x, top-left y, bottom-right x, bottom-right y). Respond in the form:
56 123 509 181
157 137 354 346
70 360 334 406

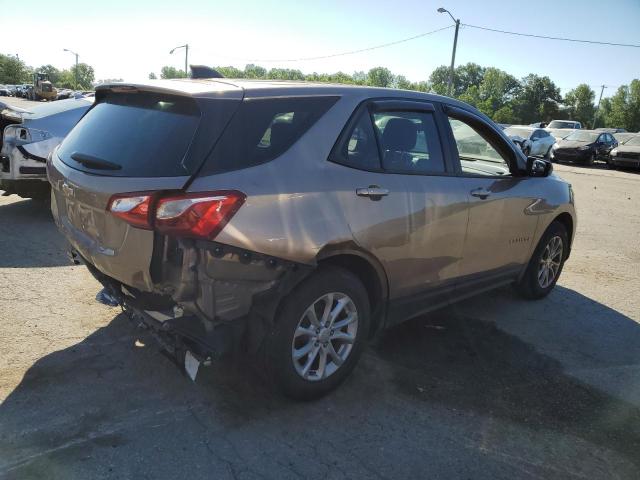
170 44 189 78
63 48 79 90
437 7 460 97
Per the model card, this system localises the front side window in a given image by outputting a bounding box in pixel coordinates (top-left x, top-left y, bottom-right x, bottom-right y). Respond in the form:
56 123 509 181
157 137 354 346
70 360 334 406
448 117 511 176
373 111 445 174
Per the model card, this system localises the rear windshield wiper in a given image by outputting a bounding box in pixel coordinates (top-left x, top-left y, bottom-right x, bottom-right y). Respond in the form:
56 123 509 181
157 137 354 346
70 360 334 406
70 152 122 170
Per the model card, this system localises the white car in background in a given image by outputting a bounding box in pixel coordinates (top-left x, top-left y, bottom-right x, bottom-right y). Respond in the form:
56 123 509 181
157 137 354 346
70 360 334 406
504 125 556 158
547 120 582 130
0 96 93 199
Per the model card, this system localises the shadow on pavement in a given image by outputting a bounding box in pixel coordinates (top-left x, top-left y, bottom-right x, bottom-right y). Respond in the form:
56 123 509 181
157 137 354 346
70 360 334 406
1 287 639 478
375 286 640 468
0 197 70 268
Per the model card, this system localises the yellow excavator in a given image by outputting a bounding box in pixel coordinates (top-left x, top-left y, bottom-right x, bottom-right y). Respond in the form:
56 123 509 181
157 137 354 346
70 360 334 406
29 72 57 101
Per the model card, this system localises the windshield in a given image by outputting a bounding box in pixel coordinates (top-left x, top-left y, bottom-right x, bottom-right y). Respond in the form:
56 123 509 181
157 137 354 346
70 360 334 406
615 133 637 144
624 136 640 146
565 131 599 142
504 127 532 138
548 120 577 129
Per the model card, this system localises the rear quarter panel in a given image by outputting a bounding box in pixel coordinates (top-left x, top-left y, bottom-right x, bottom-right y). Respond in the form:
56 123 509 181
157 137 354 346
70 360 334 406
187 94 366 265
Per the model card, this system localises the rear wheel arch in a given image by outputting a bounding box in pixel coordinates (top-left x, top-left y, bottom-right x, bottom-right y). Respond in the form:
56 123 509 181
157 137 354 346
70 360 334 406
316 248 389 336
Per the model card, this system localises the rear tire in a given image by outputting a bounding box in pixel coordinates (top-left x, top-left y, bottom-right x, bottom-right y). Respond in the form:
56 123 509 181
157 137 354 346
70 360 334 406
265 267 370 400
514 221 568 300
585 152 595 166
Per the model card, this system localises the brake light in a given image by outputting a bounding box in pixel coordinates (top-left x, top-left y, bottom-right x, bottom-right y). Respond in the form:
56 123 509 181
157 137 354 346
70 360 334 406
106 190 245 239
107 194 153 229
155 191 245 239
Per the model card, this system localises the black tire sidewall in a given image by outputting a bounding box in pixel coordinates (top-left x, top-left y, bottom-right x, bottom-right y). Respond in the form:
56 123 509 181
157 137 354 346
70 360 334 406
518 221 568 299
266 267 370 400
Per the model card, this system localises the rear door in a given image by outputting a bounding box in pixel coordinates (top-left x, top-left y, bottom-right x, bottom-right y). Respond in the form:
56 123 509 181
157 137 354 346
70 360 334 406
48 86 242 291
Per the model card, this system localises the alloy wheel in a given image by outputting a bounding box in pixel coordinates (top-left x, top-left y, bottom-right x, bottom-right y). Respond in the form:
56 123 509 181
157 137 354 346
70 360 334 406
538 235 563 288
291 292 358 382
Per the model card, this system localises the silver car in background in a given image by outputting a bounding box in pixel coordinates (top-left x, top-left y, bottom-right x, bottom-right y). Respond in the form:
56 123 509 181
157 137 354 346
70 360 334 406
1 96 93 199
48 79 576 399
504 126 556 158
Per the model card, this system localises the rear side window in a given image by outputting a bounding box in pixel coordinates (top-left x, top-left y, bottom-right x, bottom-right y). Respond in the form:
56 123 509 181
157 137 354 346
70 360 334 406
373 111 445 174
202 96 339 174
58 92 201 177
339 111 381 170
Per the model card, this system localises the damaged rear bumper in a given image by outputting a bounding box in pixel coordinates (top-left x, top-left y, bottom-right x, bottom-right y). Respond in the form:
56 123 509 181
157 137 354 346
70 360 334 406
72 240 313 360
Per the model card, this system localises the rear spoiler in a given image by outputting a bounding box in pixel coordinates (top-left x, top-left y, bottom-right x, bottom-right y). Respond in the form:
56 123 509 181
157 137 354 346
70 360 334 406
190 65 224 79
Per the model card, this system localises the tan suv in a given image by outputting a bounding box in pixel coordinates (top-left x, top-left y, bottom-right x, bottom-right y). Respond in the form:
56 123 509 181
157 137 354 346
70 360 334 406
48 79 576 399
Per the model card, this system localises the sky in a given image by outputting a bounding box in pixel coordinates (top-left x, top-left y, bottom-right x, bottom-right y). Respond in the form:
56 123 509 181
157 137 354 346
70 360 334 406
1 0 639 98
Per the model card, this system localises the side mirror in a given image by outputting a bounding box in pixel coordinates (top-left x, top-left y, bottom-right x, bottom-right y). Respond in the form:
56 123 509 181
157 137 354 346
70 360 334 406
527 157 552 177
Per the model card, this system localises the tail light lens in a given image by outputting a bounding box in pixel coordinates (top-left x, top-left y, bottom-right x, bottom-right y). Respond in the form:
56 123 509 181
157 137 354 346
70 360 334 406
107 190 245 240
107 194 153 229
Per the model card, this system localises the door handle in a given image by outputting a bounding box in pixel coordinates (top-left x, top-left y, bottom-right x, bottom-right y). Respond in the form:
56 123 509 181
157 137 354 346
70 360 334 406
356 185 389 199
470 187 491 200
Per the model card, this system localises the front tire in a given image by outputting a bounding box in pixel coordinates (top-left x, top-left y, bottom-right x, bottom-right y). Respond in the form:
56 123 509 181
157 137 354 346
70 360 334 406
515 221 568 300
265 267 370 400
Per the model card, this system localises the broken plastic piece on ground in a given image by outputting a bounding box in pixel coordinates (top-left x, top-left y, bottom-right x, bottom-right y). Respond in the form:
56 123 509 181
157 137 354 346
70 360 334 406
184 350 200 381
96 288 119 307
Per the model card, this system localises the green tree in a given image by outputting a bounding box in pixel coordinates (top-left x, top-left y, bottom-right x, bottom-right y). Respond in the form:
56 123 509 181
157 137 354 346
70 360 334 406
243 64 267 79
0 54 31 84
428 65 451 95
477 67 520 115
627 79 640 132
603 86 629 129
216 66 244 78
367 67 394 87
58 63 95 89
563 84 595 127
394 75 412 90
352 71 367 85
513 74 562 124
160 66 187 79
267 68 305 80
456 63 485 95
148 72 157 79
428 63 485 97
36 64 62 85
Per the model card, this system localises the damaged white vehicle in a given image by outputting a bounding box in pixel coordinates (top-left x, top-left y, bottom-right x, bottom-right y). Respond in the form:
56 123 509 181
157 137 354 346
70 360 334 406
1 97 93 199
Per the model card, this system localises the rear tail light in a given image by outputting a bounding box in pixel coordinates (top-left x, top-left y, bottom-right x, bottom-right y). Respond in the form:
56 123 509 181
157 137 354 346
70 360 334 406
107 194 153 229
107 190 245 240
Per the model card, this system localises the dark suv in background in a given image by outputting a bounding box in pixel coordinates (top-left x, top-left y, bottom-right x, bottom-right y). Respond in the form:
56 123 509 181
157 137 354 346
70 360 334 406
48 79 576 398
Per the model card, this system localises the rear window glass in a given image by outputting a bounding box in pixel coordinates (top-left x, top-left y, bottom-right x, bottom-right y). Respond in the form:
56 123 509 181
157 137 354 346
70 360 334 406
58 92 200 177
201 96 339 174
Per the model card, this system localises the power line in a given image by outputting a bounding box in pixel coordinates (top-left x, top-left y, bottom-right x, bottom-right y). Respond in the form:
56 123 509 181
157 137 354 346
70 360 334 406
463 24 640 48
212 25 454 63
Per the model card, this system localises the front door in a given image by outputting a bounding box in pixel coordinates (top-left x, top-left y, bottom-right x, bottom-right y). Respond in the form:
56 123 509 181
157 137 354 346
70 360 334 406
443 109 540 289
327 100 468 319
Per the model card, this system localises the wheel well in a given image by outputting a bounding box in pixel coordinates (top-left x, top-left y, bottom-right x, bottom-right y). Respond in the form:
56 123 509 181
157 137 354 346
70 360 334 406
318 254 386 336
554 212 574 252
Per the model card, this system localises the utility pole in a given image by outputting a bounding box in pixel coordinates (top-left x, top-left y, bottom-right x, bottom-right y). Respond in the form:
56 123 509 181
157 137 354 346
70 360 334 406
592 84 606 129
63 49 79 89
170 44 189 78
438 7 460 97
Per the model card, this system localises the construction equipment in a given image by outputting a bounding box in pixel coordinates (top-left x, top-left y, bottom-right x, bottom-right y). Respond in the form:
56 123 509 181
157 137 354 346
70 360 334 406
29 72 57 101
